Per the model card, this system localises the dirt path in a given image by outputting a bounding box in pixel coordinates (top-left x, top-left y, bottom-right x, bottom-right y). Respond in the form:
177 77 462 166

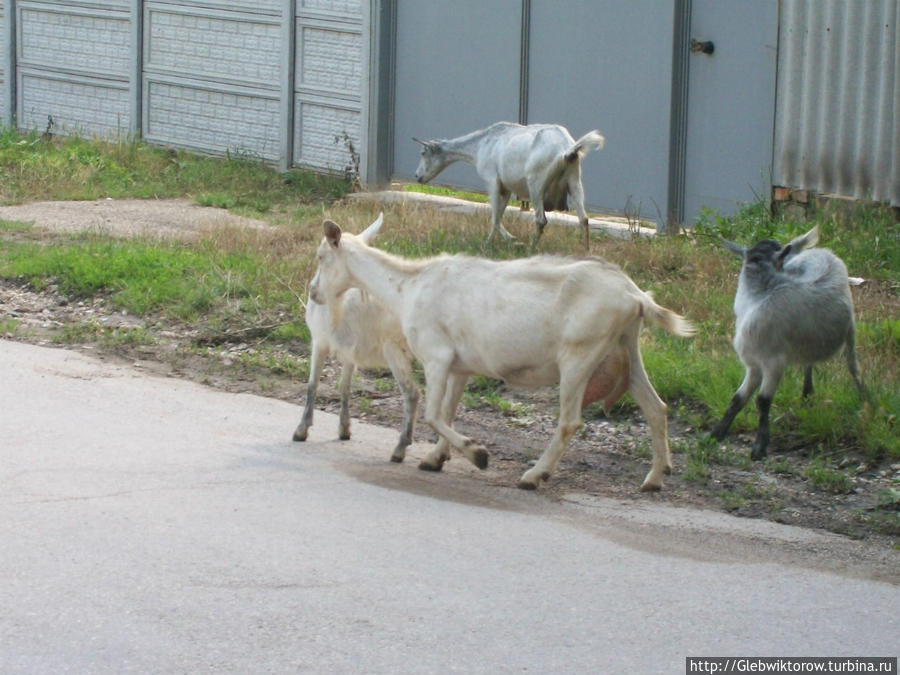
0 198 272 240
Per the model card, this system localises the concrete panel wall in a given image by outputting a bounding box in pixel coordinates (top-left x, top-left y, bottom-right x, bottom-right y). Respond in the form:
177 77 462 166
16 1 132 138
142 2 283 160
4 0 367 175
293 0 366 173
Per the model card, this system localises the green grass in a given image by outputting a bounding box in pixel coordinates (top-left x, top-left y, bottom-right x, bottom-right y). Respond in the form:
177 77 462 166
0 317 20 335
0 128 897 466
0 237 268 320
461 375 532 418
0 127 350 212
803 456 855 494
402 183 490 204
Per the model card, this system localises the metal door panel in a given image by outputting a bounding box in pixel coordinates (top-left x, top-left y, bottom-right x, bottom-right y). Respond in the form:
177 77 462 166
392 0 521 192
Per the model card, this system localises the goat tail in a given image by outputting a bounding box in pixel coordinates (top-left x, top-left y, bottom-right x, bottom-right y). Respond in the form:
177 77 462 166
640 293 697 338
566 130 605 163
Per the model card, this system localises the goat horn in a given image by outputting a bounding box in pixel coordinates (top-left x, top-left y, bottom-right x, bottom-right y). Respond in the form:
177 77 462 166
719 237 745 258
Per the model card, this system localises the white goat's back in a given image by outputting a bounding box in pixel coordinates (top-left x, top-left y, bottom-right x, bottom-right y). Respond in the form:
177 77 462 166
398 254 688 386
479 124 574 195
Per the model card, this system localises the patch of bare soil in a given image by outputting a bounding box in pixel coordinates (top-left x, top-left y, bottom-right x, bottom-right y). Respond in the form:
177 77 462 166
2 199 898 560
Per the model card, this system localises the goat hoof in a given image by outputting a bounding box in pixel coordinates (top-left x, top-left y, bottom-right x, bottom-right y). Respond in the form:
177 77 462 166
292 428 308 442
517 479 538 490
750 447 767 461
708 426 727 441
389 453 405 464
473 448 489 470
339 433 351 441
640 481 662 492
418 460 444 472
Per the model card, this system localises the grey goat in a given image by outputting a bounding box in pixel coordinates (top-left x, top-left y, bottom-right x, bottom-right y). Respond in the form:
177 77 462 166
710 225 864 459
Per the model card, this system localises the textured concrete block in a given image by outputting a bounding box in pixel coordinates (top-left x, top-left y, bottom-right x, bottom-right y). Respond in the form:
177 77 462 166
294 98 361 171
19 72 131 138
301 0 362 17
296 24 362 94
145 79 280 160
146 7 281 87
19 7 131 77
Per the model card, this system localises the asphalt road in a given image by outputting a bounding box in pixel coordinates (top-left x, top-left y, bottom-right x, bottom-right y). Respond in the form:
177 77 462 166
1 340 897 674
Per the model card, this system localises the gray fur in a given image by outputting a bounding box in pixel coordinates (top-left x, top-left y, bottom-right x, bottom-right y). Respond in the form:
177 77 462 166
711 226 864 459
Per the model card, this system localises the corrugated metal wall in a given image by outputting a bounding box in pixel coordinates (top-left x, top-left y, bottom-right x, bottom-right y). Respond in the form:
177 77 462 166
774 0 900 207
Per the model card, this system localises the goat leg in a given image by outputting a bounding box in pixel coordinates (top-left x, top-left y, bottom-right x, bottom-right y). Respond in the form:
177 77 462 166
710 393 745 440
294 343 327 442
751 394 772 460
337 362 355 440
802 366 814 399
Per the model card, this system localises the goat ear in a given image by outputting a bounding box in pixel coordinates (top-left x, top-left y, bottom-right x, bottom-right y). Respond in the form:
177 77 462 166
720 237 745 258
358 212 384 245
323 220 342 248
775 244 792 270
788 225 819 252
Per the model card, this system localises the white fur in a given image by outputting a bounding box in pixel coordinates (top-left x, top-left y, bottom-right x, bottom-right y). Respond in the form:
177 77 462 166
414 122 604 247
311 217 696 491
294 214 420 463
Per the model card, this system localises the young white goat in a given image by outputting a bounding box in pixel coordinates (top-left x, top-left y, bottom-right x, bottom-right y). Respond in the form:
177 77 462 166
413 122 604 248
294 214 420 463
710 226 864 459
310 217 696 491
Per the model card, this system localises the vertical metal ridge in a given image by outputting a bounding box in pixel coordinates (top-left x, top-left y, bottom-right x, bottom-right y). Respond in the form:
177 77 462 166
518 0 530 125
775 0 899 206
665 0 691 230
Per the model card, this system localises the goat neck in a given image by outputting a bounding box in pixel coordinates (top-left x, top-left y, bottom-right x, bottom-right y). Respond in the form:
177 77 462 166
435 125 501 163
339 235 420 312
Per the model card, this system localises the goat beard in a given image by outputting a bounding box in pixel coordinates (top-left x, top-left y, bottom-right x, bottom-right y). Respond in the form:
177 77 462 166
581 349 631 414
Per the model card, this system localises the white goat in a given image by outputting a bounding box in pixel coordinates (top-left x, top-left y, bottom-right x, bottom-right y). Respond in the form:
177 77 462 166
710 226 864 459
310 217 696 491
413 121 605 248
293 214 420 463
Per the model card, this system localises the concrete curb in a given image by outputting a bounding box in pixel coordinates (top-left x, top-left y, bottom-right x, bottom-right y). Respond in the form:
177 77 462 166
349 190 657 240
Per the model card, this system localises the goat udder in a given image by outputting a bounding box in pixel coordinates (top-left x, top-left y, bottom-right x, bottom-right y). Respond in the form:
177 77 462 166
581 350 630 413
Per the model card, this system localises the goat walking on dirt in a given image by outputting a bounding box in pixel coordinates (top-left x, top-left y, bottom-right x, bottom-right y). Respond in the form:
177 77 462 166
309 216 695 491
